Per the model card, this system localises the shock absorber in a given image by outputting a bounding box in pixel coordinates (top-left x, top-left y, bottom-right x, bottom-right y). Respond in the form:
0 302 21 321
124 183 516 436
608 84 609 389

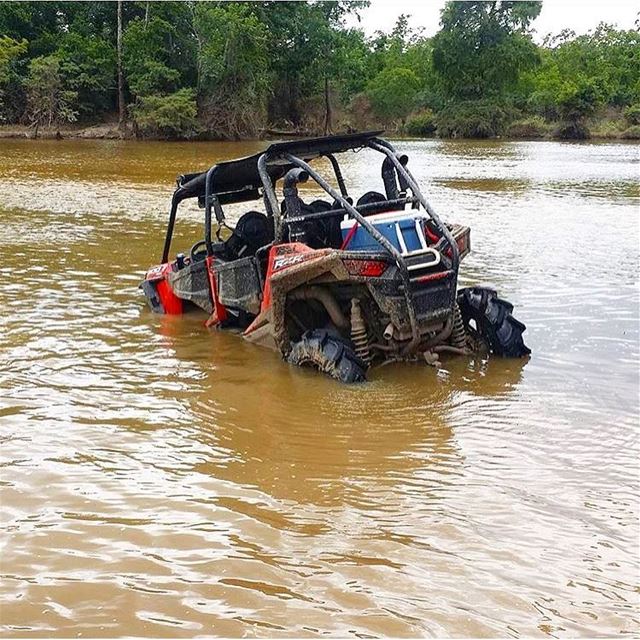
450 302 467 349
350 298 371 365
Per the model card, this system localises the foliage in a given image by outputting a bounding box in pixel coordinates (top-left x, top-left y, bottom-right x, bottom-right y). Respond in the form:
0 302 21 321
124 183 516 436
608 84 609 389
0 35 26 82
367 67 420 125
123 16 182 98
0 1 638 139
505 116 548 138
620 125 640 139
624 104 640 125
557 80 600 122
588 119 625 139
436 100 513 138
553 121 590 140
25 55 78 132
128 59 181 98
524 24 640 120
432 1 541 100
253 1 367 127
0 35 27 120
56 32 115 117
130 87 197 139
548 80 600 139
192 2 271 138
404 110 437 137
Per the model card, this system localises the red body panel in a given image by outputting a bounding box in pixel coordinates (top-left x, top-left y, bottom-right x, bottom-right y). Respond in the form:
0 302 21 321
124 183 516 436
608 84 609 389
156 278 183 314
205 255 228 325
145 262 183 314
261 243 324 312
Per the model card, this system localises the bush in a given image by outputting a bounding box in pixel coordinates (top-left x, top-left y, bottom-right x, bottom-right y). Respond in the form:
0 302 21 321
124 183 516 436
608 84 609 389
620 125 640 140
435 100 512 138
366 67 421 126
131 88 198 139
553 121 590 140
404 110 436 137
557 81 600 122
25 55 78 133
623 104 640 126
589 119 625 139
505 116 548 138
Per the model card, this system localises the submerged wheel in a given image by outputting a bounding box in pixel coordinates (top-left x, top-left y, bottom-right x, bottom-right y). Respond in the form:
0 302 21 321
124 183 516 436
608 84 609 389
287 330 367 383
457 287 531 357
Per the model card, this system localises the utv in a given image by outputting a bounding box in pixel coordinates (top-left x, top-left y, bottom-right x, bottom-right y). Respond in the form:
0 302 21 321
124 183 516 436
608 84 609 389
141 131 529 382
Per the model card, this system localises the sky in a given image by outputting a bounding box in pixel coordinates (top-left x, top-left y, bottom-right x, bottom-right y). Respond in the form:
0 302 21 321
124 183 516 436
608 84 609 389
344 0 640 41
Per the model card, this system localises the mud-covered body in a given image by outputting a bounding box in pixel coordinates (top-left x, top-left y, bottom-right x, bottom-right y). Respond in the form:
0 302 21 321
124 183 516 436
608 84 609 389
141 132 529 381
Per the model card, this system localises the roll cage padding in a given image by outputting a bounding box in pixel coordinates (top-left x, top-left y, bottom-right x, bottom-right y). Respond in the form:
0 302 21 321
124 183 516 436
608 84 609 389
381 154 408 200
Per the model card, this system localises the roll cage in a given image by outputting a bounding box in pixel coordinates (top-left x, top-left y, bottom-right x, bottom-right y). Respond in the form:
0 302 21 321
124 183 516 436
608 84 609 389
163 131 458 267
160 132 461 346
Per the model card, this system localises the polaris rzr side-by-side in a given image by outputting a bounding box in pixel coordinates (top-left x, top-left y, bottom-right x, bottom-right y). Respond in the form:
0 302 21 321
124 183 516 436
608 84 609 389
141 131 530 382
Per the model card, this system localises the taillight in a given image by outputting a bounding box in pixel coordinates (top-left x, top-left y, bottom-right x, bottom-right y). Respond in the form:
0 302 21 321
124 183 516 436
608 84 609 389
343 259 388 277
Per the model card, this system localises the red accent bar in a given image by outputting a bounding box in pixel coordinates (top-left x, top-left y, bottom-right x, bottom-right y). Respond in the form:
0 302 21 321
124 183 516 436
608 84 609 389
343 259 388 277
413 270 452 284
340 221 359 250
205 255 228 325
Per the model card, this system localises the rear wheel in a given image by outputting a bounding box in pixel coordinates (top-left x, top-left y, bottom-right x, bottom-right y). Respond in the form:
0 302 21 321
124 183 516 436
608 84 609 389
457 287 531 357
287 330 367 383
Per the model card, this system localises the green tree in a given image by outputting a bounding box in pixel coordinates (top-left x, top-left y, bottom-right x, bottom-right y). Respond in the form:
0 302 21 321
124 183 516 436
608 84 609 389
0 36 27 82
56 32 115 117
130 87 197 138
192 2 270 138
368 16 441 112
553 79 600 139
366 67 421 127
432 1 541 101
0 35 27 120
24 55 78 135
122 16 182 98
254 1 367 128
525 23 640 117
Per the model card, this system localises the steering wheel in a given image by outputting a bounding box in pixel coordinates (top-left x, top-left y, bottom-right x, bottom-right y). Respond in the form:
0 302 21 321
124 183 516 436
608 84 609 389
189 240 207 262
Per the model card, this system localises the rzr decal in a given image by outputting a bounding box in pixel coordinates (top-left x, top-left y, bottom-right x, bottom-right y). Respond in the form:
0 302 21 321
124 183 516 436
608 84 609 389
273 254 308 271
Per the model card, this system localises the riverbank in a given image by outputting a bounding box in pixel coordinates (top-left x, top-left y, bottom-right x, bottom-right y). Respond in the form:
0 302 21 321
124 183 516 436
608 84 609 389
0 123 123 140
2 119 639 142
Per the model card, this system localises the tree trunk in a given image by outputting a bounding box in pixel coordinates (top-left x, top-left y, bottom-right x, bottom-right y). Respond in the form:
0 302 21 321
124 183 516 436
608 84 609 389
323 76 333 135
188 3 203 100
117 0 125 133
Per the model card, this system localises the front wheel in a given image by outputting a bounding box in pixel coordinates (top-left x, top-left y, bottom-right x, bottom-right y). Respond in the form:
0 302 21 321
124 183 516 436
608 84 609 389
457 287 531 357
287 330 367 383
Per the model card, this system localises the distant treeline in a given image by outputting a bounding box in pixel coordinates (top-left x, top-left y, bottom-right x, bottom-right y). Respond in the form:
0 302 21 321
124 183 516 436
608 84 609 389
1 1 639 140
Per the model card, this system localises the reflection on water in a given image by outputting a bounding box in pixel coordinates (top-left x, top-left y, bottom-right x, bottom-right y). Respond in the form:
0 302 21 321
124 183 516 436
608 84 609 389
0 138 638 637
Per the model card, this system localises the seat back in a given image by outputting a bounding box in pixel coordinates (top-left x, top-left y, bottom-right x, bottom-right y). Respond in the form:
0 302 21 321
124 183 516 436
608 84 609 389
225 211 274 260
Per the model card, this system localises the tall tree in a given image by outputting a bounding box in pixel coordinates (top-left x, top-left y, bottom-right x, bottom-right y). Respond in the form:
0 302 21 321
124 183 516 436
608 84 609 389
117 0 124 130
25 54 78 136
432 1 541 100
192 2 270 138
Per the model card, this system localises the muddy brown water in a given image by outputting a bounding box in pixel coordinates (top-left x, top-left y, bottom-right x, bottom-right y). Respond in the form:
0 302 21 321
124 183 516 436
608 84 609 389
0 138 638 638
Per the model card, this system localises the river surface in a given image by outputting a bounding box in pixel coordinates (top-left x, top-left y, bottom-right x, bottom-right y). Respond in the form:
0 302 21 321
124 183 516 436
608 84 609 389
0 138 638 638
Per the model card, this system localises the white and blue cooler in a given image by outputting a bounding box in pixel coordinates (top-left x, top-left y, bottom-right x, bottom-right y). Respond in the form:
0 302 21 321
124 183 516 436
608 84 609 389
341 211 429 254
